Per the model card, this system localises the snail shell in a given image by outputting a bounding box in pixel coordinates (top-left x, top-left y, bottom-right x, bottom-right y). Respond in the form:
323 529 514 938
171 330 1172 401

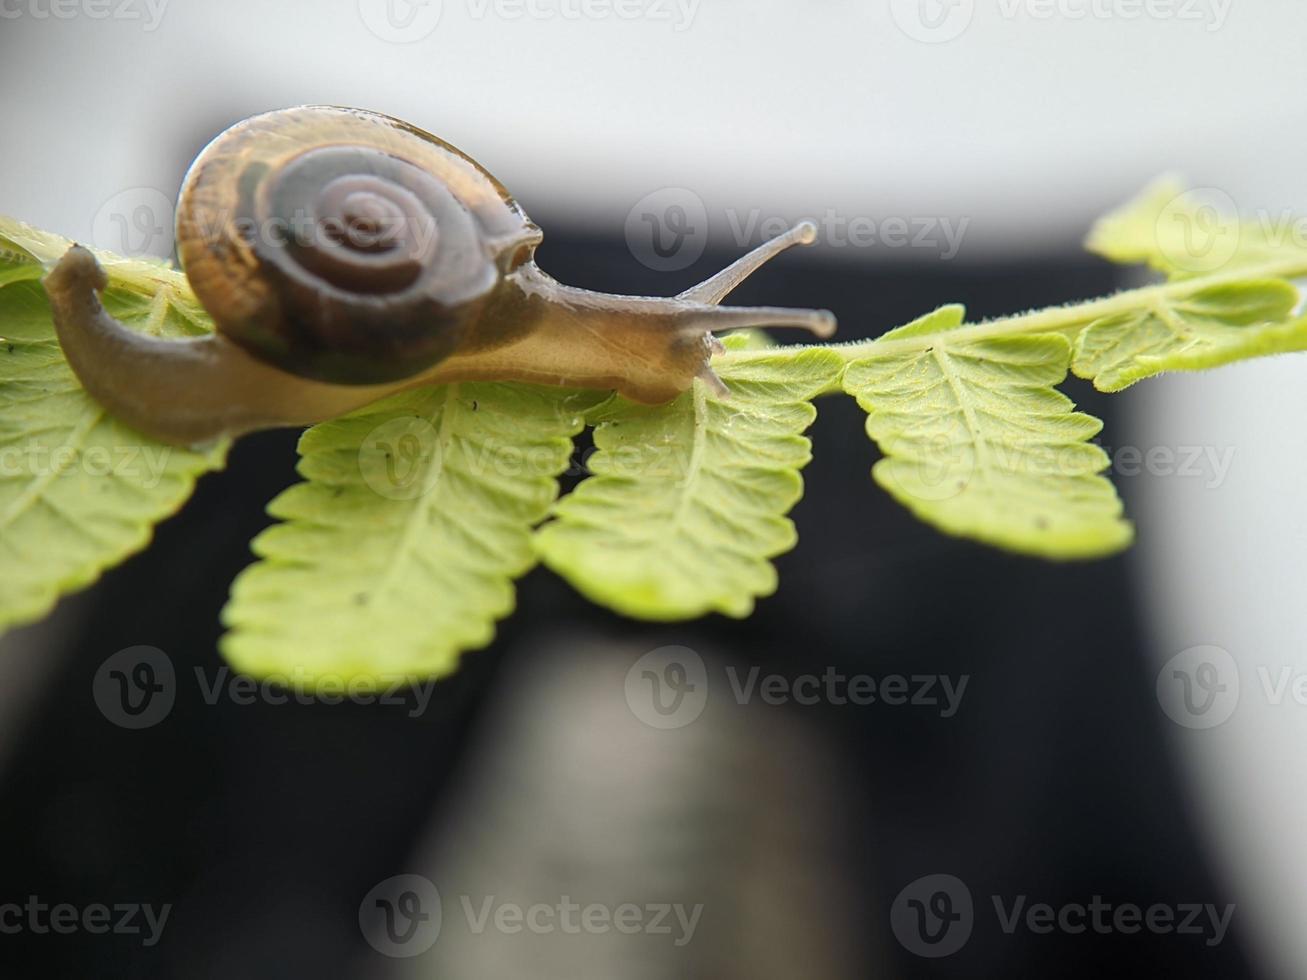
178 106 541 384
42 106 836 446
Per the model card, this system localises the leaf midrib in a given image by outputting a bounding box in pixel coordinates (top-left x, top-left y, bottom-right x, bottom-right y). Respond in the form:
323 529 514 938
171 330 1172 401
372 385 457 600
666 380 709 543
1149 297 1193 345
931 344 990 483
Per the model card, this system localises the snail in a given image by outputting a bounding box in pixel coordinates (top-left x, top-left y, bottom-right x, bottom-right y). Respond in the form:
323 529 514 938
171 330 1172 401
42 106 835 446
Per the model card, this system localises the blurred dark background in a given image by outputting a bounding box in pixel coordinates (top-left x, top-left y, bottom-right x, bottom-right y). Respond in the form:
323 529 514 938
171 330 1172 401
5 2 1307 977
0 236 1250 978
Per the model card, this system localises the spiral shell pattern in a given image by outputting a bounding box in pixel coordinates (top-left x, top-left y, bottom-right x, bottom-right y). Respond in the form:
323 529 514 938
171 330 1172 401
176 106 541 384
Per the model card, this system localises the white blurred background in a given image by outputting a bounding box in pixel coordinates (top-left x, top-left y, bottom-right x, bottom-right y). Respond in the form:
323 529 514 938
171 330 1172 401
5 0 1307 255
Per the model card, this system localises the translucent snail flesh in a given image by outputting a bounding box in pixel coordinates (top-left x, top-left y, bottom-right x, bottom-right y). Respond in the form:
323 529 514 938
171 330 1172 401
42 106 836 446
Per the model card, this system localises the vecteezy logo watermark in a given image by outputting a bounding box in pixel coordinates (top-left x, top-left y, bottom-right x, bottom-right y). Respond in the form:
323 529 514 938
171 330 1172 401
889 0 975 43
0 0 169 30
1152 185 1307 274
625 192 969 271
93 648 438 729
180 198 441 263
1154 186 1241 274
359 416 442 501
727 210 969 259
625 187 709 273
357 413 584 500
359 0 698 40
1155 647 1307 729
99 181 441 263
891 0 1232 42
93 646 177 730
469 0 699 28
624 646 710 729
358 876 703 954
875 415 976 505
91 187 174 259
623 648 969 729
1156 645 1239 730
0 897 171 946
890 874 974 958
358 0 443 42
877 430 1238 507
995 0 1232 31
891 874 1234 956
360 874 443 958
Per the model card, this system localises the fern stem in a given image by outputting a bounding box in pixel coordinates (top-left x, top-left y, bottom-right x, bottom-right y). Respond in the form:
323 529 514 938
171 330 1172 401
718 256 1307 394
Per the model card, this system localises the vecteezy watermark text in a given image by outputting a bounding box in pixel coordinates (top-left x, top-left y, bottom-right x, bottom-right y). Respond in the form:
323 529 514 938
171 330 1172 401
724 209 970 259
352 430 1240 505
994 0 1232 29
1104 444 1234 489
0 0 168 30
1151 185 1307 274
357 0 699 43
879 433 1238 508
891 874 1233 957
463 0 699 30
625 188 970 272
0 897 171 947
460 895 703 946
726 665 969 717
624 646 970 729
891 0 1232 44
1155 645 1307 730
0 441 173 489
93 646 437 729
358 874 703 957
993 895 1234 945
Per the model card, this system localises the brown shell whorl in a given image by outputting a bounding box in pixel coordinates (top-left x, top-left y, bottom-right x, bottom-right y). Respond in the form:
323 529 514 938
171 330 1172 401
175 105 542 385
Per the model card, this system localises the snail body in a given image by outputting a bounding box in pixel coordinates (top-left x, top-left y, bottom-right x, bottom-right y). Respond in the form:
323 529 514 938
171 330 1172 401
43 106 835 446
